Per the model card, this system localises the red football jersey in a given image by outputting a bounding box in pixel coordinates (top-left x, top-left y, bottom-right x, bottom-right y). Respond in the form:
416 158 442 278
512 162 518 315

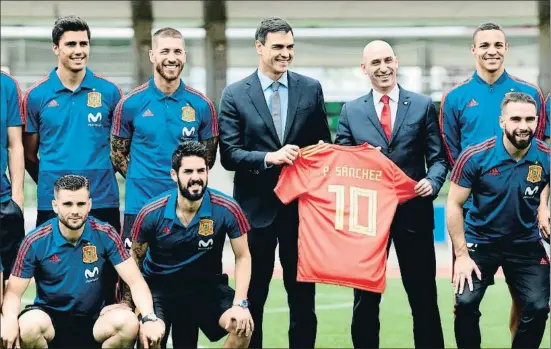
274 143 418 293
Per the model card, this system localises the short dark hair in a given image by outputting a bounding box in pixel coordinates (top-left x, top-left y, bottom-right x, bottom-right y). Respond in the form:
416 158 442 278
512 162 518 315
54 175 90 196
52 15 91 46
255 17 293 45
501 92 537 111
153 27 184 44
171 141 208 172
472 22 506 44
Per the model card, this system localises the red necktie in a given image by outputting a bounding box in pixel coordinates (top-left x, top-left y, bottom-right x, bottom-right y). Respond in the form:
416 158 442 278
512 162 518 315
380 95 392 140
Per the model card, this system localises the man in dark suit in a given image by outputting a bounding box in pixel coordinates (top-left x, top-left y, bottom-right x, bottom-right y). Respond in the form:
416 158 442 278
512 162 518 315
218 17 332 349
335 40 448 348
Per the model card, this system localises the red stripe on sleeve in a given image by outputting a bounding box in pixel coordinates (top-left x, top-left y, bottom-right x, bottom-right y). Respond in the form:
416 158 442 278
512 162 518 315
90 220 130 260
450 138 496 183
184 86 219 137
12 225 52 277
22 76 49 132
210 194 251 235
112 82 149 136
131 196 170 241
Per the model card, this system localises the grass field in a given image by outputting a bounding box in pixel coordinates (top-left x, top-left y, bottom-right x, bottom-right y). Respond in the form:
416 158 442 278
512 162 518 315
21 277 550 348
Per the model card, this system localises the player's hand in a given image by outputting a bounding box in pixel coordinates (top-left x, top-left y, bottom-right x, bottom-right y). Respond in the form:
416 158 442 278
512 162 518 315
99 303 132 316
1 314 20 349
266 145 300 166
414 179 433 197
225 306 254 338
453 255 481 295
538 205 550 242
140 319 165 349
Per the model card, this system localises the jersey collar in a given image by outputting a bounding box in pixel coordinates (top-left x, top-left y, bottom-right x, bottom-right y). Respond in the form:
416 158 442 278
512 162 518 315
164 188 213 227
52 217 93 248
149 76 186 101
472 70 509 86
49 67 95 93
496 134 538 164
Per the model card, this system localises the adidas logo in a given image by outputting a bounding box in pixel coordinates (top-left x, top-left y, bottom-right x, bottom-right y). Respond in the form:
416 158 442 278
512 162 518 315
162 226 170 234
47 99 59 108
49 254 61 263
467 98 479 107
488 168 500 176
540 257 549 265
143 109 154 117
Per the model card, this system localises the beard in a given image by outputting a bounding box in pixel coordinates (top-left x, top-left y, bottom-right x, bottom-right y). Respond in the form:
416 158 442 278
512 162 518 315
59 213 88 231
178 177 207 201
155 59 183 82
505 128 533 150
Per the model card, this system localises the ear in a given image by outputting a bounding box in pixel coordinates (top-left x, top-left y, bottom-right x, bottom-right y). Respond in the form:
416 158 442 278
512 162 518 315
499 115 505 129
470 44 476 56
52 199 58 214
394 56 399 69
504 42 509 52
360 62 368 75
149 49 155 64
255 40 263 55
170 169 178 183
53 44 59 56
88 198 92 212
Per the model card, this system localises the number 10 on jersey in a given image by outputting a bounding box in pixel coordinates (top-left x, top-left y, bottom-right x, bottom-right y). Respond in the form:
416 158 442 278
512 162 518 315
327 185 377 236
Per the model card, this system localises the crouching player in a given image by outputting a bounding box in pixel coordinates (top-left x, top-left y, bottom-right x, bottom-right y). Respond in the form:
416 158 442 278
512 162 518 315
120 141 253 348
0 175 165 348
447 92 550 348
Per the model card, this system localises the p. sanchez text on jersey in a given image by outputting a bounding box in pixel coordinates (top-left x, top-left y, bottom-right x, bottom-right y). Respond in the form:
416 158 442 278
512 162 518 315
322 166 383 181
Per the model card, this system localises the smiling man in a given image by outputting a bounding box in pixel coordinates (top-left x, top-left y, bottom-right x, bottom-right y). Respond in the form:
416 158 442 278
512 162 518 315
335 40 447 348
438 22 547 338
448 92 550 349
22 16 124 309
218 17 331 349
110 27 219 257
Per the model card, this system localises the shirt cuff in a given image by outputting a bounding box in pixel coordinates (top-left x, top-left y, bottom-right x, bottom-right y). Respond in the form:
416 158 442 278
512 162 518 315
264 153 273 169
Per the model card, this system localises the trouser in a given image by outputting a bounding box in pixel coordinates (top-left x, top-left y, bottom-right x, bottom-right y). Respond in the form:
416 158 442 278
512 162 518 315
352 225 444 348
454 241 550 348
247 206 317 348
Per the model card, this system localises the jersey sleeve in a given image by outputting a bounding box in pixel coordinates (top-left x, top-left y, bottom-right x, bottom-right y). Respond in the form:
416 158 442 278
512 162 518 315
111 97 134 138
130 207 157 244
198 98 219 139
5 77 24 128
23 90 40 133
390 162 418 204
108 83 124 122
224 202 251 239
101 225 130 266
449 150 479 188
439 91 461 167
11 236 37 278
274 156 310 204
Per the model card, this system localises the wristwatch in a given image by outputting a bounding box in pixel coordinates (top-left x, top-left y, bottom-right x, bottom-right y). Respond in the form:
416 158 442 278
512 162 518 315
232 299 249 309
141 313 159 324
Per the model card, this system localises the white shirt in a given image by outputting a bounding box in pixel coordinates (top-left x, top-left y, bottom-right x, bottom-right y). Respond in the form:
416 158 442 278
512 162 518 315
372 85 399 129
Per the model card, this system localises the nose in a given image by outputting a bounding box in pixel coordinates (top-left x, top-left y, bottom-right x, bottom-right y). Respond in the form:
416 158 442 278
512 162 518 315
74 44 84 55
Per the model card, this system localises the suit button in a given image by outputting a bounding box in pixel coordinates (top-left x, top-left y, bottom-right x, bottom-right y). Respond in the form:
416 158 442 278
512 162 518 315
388 147 393 153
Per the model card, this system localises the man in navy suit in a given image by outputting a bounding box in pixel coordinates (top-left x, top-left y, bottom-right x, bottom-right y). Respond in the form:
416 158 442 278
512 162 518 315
218 17 332 348
336 40 448 348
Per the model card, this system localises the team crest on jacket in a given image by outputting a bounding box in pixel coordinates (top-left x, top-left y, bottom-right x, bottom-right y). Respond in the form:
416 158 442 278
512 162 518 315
182 106 195 122
527 164 542 183
82 245 98 263
87 92 102 108
198 218 214 236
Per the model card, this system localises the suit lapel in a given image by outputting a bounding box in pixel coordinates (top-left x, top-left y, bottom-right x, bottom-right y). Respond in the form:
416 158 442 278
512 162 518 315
390 87 411 143
283 72 301 143
246 72 281 146
364 92 388 143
